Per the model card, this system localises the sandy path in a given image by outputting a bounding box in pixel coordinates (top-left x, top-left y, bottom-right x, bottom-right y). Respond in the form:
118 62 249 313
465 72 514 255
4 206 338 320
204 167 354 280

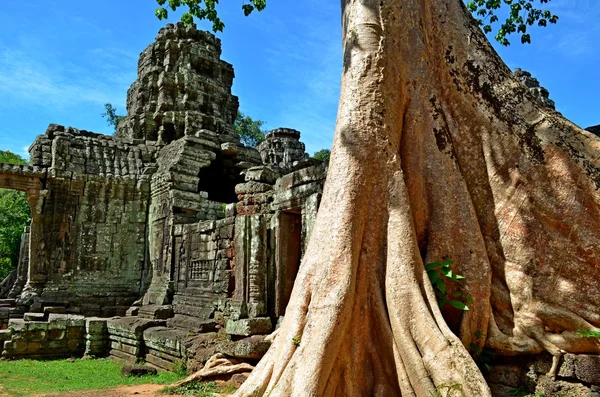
40 384 165 397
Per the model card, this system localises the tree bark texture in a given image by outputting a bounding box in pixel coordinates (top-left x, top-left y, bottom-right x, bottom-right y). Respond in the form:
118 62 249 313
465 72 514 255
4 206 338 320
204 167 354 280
235 0 600 395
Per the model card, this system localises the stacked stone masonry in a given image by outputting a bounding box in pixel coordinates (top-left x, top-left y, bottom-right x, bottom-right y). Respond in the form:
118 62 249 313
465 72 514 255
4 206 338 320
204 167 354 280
0 23 327 374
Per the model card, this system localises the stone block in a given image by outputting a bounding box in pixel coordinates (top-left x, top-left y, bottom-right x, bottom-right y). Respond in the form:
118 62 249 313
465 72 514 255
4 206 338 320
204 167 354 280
106 317 166 340
225 318 272 336
24 313 46 322
66 326 84 340
138 305 173 320
44 306 67 315
487 365 525 388
86 318 108 334
48 328 66 340
145 353 176 371
244 166 278 185
121 365 158 377
27 321 50 332
28 330 47 342
111 341 140 356
67 338 83 350
126 307 140 317
48 340 68 350
109 349 137 365
536 374 597 396
8 319 26 333
27 341 42 353
573 354 600 385
218 335 270 360
48 314 86 327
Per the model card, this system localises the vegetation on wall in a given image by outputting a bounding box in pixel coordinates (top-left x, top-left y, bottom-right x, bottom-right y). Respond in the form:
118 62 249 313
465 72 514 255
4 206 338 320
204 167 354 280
101 103 125 133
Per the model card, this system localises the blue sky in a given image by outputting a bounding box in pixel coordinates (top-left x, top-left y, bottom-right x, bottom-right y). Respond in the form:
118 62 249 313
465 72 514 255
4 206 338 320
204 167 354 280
0 0 597 159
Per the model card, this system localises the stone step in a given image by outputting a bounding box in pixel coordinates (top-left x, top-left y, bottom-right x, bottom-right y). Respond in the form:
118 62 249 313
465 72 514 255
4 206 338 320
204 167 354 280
23 312 46 321
43 306 67 315
0 299 15 306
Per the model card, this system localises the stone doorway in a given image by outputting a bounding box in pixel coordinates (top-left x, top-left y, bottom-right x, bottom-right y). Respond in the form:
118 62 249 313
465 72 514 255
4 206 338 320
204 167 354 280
273 209 302 317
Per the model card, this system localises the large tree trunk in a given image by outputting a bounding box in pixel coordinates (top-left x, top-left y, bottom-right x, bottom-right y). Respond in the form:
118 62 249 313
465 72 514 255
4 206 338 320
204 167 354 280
235 0 600 395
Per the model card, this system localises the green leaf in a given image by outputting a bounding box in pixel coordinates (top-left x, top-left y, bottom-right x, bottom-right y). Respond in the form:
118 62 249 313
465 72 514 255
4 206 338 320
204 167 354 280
425 262 443 271
428 270 440 284
435 279 446 295
449 300 470 311
440 266 453 278
474 331 484 339
242 4 254 16
576 330 600 339
155 7 169 20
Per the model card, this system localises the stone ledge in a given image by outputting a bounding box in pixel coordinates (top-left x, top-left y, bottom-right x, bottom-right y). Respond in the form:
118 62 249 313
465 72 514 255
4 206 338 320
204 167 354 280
226 318 272 336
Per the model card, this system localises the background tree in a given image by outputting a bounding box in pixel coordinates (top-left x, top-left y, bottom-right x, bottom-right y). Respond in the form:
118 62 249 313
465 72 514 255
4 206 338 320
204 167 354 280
313 149 331 162
467 0 559 45
153 2 600 397
235 111 266 148
0 151 30 280
101 103 125 133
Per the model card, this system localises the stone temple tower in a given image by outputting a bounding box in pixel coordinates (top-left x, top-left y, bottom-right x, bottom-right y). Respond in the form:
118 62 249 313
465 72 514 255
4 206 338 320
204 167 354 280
117 23 240 145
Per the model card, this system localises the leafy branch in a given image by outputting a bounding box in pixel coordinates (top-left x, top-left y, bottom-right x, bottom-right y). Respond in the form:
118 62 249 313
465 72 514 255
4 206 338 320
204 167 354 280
155 0 267 32
466 0 559 45
426 259 472 311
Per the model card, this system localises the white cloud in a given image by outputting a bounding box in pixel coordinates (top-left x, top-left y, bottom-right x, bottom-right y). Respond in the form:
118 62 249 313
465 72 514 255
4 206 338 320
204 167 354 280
0 45 134 112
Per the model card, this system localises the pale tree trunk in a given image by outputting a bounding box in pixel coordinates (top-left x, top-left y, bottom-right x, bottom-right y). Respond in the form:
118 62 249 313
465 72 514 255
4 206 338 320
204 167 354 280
235 0 600 395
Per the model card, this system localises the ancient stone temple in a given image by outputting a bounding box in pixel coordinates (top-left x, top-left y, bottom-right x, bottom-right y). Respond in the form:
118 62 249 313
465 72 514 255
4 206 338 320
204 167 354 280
0 23 327 367
0 23 599 396
513 68 555 109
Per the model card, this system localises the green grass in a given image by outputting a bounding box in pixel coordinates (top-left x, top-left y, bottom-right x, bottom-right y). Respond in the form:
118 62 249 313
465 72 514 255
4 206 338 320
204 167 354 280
0 358 182 396
161 381 237 396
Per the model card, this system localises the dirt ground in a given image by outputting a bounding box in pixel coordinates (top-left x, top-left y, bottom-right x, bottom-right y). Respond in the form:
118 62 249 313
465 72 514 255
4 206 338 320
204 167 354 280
34 384 233 397
40 384 166 397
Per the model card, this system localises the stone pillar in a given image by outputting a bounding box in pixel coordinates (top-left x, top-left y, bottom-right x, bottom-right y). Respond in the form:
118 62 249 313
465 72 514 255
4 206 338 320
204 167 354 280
7 226 30 299
234 215 268 318
22 188 46 294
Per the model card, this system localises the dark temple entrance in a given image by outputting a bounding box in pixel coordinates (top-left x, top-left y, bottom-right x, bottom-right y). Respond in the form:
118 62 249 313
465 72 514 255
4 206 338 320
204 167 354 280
273 209 302 317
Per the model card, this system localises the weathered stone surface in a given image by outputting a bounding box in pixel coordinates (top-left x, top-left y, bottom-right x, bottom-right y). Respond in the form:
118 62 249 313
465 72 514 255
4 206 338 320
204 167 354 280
217 335 270 360
486 364 525 388
536 375 599 397
138 305 174 320
106 317 166 340
572 354 600 385
116 23 239 145
121 365 158 377
514 68 556 109
244 166 279 185
225 318 272 336
258 128 309 171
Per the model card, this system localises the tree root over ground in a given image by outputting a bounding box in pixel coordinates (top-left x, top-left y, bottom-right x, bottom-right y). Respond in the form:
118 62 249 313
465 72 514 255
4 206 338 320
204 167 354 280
169 354 254 389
